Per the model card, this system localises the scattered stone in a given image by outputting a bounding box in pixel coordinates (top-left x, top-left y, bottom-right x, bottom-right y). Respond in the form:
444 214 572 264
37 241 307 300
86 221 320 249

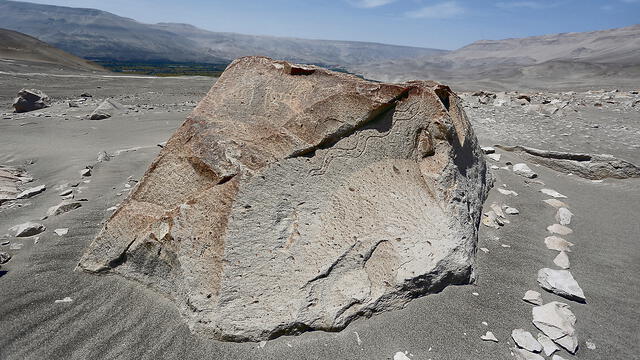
68 101 79 108
553 251 570 269
59 189 73 196
522 290 543 305
513 348 545 360
13 89 50 113
479 247 489 253
543 199 567 208
490 203 507 219
511 329 542 353
547 224 573 235
54 297 73 304
537 268 586 303
80 92 92 98
586 340 596 350
258 340 267 349
497 188 518 196
16 184 46 199
9 222 46 237
481 331 498 342
540 189 567 198
532 301 578 354
393 352 411 360
89 99 126 120
545 236 574 252
97 151 111 162
555 208 573 225
501 244 511 248
513 163 537 178
481 146 496 154
47 201 82 216
482 211 502 228
80 168 92 177
54 228 69 236
0 251 11 264
505 206 519 215
77 57 492 342
537 333 560 356
487 153 501 161
552 355 568 360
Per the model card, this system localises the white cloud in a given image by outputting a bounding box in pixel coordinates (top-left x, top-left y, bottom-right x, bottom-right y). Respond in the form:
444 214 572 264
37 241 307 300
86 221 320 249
405 1 465 19
349 0 397 8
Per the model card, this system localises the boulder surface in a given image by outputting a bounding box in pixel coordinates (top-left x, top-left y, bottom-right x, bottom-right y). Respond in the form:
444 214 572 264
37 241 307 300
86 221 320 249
78 57 491 341
13 89 50 113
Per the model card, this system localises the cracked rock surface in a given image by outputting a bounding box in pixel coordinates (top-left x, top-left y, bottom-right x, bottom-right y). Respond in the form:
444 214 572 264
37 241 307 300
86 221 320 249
77 57 491 342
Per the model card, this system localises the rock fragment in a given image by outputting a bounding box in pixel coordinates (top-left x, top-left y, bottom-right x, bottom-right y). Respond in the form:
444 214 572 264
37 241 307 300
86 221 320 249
547 224 573 235
537 268 585 302
13 89 50 113
537 333 560 356
543 199 567 208
487 153 501 161
553 251 570 269
54 228 69 236
480 331 498 342
513 348 545 360
9 222 45 237
497 188 518 196
505 207 519 215
555 208 573 225
54 297 73 304
393 352 411 360
552 355 568 360
481 146 495 154
511 329 542 352
0 251 11 264
89 99 126 120
16 184 46 199
532 301 578 354
47 201 82 216
513 163 537 178
545 236 574 252
97 151 111 162
522 290 543 305
80 168 92 177
540 189 567 198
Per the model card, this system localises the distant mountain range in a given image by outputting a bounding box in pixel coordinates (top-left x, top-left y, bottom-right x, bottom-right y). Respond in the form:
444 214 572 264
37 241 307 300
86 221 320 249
0 0 446 66
353 24 640 88
0 0 638 89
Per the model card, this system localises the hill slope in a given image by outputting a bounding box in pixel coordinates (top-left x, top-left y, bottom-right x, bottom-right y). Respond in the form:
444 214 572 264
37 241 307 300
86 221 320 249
0 0 446 66
0 28 106 72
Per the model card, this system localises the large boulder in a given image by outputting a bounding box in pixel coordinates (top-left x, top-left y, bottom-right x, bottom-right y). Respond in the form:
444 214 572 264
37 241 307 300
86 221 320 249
77 57 491 341
13 89 50 113
89 99 126 120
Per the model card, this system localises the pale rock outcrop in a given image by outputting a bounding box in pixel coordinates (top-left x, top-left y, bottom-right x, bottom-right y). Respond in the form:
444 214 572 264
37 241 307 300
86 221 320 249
532 301 578 354
90 99 126 120
13 89 50 113
553 251 570 269
513 163 537 178
10 222 45 237
522 290 543 305
0 166 33 205
537 333 560 356
544 236 574 252
77 57 491 341
547 224 573 235
555 208 573 225
511 329 543 353
47 201 82 216
537 268 586 302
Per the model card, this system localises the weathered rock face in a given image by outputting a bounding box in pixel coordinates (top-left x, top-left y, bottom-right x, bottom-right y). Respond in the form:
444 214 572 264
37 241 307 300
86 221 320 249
78 57 491 341
13 89 50 113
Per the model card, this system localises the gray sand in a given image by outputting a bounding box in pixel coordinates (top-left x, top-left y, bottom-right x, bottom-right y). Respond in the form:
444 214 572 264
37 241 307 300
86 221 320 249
1 72 639 359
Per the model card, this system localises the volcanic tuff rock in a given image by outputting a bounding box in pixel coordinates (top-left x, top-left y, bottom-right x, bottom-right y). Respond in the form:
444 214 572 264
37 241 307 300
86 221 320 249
78 56 491 341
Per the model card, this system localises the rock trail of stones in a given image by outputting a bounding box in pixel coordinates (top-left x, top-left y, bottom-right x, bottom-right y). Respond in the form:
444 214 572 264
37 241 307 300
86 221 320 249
480 146 592 360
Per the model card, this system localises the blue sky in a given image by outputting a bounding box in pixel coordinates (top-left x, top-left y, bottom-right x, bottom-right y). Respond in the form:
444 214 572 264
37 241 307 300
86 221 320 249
20 0 640 49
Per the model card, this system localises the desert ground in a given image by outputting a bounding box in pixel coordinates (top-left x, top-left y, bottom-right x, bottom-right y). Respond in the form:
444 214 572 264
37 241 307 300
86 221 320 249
1 66 639 360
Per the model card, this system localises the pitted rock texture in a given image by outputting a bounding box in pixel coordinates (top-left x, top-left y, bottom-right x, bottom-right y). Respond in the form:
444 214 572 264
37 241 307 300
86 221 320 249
77 56 491 342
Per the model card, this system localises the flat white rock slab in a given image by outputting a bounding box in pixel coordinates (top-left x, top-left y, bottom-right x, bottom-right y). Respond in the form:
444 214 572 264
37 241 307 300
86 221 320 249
545 236 574 252
532 301 578 354
540 189 567 198
511 329 542 353
537 268 585 302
